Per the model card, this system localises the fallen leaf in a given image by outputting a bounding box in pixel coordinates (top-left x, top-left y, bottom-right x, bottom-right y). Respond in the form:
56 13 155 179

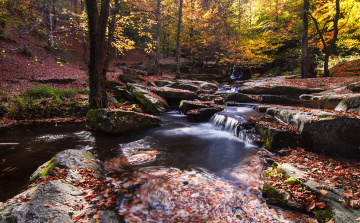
320 190 328 195
344 191 353 199
42 203 52 207
307 200 316 212
54 203 63 206
73 213 82 222
316 202 326 208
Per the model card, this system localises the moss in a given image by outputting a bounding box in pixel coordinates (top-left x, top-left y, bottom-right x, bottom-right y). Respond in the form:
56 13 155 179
259 128 273 150
29 157 55 183
312 208 333 223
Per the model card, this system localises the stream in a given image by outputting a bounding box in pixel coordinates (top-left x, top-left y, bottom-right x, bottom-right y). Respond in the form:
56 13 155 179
0 105 316 222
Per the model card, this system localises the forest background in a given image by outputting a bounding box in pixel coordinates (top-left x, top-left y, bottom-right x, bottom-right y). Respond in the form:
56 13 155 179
0 0 360 107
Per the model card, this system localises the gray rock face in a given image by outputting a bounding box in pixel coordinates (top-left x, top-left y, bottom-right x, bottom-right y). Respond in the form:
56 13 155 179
155 79 174 87
186 107 224 122
179 100 211 114
335 97 360 111
0 181 85 223
126 84 170 114
240 85 321 95
86 109 161 134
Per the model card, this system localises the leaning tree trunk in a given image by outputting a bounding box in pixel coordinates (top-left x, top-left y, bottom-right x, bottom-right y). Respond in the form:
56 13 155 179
86 0 110 109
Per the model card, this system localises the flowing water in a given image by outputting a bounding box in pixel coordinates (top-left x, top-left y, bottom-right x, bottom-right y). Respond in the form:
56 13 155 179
0 106 316 222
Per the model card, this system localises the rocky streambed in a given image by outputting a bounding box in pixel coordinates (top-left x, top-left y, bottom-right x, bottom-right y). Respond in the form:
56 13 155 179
1 76 360 222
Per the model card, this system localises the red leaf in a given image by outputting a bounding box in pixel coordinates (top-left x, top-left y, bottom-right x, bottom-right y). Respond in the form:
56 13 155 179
42 203 52 207
344 191 353 199
316 202 326 208
307 200 316 212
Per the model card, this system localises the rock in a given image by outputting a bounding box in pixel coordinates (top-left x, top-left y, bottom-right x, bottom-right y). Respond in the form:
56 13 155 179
347 82 360 92
179 100 213 114
0 180 85 223
86 109 161 134
240 85 322 95
151 87 198 107
118 67 145 83
110 86 137 103
299 94 314 100
280 163 360 222
155 80 174 87
126 84 170 114
224 93 259 103
198 94 216 101
335 97 360 111
260 95 300 105
302 117 360 161
30 149 99 183
186 107 224 122
261 105 360 161
256 126 301 152
168 82 199 92
200 82 218 91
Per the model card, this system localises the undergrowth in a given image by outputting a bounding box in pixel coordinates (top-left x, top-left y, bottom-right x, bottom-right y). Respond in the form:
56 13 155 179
7 86 90 120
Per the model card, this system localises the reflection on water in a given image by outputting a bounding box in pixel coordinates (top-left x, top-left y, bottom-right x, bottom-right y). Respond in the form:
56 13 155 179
0 109 317 222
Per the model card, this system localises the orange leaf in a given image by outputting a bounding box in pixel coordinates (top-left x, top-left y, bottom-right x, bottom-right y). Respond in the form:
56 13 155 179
320 190 327 195
73 213 83 222
344 191 353 199
356 217 360 221
42 203 52 207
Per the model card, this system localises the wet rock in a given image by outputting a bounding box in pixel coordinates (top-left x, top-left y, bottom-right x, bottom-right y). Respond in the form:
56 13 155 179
151 87 197 107
110 86 137 103
179 100 213 114
260 95 300 105
198 94 216 101
200 82 218 91
126 84 170 114
256 126 301 152
186 107 224 122
224 93 259 103
335 97 360 111
30 149 99 183
299 94 314 100
86 109 161 134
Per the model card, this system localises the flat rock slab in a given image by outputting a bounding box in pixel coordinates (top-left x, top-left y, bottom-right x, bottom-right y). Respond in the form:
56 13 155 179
151 87 197 100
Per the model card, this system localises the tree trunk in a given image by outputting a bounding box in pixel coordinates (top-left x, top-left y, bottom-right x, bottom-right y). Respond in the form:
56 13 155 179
175 0 183 78
154 0 161 76
86 0 110 109
324 0 340 77
301 0 310 78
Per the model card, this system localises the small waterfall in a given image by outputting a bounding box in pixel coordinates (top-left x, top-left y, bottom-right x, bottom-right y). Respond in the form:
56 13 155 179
211 112 261 145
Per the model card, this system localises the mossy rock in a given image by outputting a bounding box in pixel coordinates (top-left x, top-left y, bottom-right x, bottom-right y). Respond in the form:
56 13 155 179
169 82 199 92
30 149 99 183
86 109 161 134
126 84 169 114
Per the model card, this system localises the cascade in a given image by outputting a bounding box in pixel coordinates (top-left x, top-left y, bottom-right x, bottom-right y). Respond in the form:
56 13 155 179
211 112 260 145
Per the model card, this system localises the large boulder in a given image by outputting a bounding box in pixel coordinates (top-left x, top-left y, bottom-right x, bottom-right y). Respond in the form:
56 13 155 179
335 97 360 111
186 107 224 122
86 109 161 134
0 181 87 223
126 84 170 114
30 149 99 183
258 105 360 161
179 100 213 114
224 93 259 103
151 87 197 107
155 80 174 87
